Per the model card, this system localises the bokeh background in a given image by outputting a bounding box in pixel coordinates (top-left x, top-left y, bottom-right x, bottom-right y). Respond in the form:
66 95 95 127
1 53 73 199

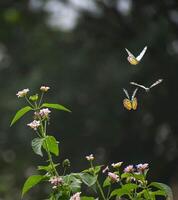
1 0 178 199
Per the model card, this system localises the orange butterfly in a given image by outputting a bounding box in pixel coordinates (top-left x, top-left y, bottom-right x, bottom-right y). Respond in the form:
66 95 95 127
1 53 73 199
123 88 138 110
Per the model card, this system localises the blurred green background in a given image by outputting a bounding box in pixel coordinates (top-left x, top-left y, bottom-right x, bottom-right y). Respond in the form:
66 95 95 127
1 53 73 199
0 0 178 199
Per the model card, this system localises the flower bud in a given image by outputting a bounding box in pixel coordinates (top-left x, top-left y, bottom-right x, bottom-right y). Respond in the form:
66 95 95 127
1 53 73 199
49 176 63 189
27 120 40 130
124 165 134 173
62 159 70 168
111 162 123 169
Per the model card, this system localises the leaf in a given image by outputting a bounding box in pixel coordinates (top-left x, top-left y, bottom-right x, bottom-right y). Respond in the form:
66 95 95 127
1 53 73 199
31 137 44 156
22 175 44 197
80 173 98 187
150 182 173 200
110 183 138 198
110 188 129 198
103 177 111 188
43 136 59 156
42 103 71 113
10 106 32 126
38 163 60 172
81 197 95 200
82 166 102 174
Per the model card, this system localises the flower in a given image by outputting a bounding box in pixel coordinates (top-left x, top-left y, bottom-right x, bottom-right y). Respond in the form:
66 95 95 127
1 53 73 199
40 86 50 92
108 172 119 183
124 165 134 173
70 192 81 200
16 89 29 98
27 120 40 130
102 166 109 173
136 163 149 173
39 108 51 118
111 162 123 168
49 176 63 189
86 154 94 161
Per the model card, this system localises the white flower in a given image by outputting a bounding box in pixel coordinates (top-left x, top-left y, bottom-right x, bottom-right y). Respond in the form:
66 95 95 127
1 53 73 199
86 154 94 161
27 120 40 130
39 108 51 118
40 86 50 92
124 165 134 173
108 172 120 182
16 89 29 98
111 162 123 168
70 192 81 200
49 176 63 189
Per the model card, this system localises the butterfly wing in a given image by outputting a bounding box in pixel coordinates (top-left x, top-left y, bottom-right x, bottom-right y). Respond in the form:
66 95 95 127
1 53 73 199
125 48 135 58
123 88 130 99
131 88 138 101
123 99 132 110
125 48 139 65
132 97 137 110
149 79 163 89
136 46 147 61
130 82 148 91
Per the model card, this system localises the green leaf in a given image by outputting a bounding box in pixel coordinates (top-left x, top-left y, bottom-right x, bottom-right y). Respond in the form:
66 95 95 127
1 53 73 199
31 137 44 156
42 103 71 113
110 188 129 198
80 173 98 187
43 136 59 156
10 106 32 126
82 166 102 174
150 182 173 200
38 163 60 172
110 183 138 198
103 177 111 188
81 197 95 200
22 175 44 197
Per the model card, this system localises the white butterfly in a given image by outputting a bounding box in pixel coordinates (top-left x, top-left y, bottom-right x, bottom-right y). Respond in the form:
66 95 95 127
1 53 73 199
130 79 163 92
125 46 147 65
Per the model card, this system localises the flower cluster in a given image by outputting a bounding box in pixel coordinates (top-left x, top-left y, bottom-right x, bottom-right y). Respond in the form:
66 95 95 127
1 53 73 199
27 120 40 130
49 176 63 189
124 163 149 174
70 192 81 200
86 154 94 161
16 89 29 98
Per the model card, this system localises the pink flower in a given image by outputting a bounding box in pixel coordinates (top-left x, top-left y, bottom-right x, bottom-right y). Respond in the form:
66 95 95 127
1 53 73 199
16 89 29 97
39 108 51 118
136 163 149 173
124 165 134 173
27 120 40 130
49 176 63 189
70 192 81 200
108 172 119 183
40 86 50 92
86 154 94 161
111 162 123 168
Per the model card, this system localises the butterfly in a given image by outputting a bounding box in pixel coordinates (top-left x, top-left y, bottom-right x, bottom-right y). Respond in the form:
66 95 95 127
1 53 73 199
130 79 163 92
125 46 147 65
123 88 138 110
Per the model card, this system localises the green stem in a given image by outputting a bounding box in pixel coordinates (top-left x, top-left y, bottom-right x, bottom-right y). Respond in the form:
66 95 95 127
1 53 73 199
107 185 111 199
90 161 106 200
38 92 44 107
25 95 34 108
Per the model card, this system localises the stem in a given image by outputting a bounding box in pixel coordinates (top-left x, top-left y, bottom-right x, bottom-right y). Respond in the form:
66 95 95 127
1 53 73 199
25 95 34 108
38 92 44 107
43 120 59 177
90 161 106 200
107 185 111 199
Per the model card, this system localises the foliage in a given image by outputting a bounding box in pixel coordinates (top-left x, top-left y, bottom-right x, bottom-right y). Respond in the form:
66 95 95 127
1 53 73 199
11 86 173 200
